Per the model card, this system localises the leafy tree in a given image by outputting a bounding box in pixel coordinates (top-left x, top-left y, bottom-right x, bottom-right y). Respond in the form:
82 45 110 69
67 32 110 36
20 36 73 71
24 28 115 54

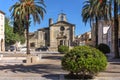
5 17 25 46
9 0 46 54
13 19 25 35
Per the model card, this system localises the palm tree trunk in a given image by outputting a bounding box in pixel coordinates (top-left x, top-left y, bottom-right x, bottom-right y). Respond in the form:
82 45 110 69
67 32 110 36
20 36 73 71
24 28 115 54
26 13 30 55
26 24 30 54
95 17 98 47
114 0 119 58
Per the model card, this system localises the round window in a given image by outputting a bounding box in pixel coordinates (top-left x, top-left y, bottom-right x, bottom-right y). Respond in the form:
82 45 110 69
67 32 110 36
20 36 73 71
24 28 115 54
60 26 65 31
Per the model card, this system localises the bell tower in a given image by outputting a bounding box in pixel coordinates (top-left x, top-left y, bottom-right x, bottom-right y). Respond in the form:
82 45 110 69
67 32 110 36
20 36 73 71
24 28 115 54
57 13 67 22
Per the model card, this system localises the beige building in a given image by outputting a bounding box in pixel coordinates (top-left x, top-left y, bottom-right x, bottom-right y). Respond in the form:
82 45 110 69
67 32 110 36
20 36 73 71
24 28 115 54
75 31 92 46
0 10 5 52
29 13 75 51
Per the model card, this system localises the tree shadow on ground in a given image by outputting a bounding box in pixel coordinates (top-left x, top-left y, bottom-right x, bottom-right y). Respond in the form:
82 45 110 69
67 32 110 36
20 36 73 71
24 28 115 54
0 54 66 80
42 74 60 80
0 63 62 74
0 54 63 75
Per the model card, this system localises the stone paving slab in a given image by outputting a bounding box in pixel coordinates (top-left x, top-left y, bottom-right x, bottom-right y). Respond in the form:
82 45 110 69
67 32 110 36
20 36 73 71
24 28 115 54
95 77 120 80
0 54 64 80
0 77 50 80
0 53 120 80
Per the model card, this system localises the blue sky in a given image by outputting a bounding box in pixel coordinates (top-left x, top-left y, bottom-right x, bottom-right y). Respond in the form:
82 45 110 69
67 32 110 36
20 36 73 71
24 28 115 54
0 0 91 36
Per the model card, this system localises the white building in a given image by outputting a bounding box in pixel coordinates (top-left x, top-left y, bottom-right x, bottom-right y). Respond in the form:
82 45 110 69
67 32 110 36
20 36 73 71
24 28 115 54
0 10 5 52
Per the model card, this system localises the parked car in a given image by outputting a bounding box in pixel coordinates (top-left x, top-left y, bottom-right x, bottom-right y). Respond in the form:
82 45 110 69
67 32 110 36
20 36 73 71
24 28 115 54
35 46 48 51
20 47 27 52
10 45 16 51
20 47 31 52
5 46 10 51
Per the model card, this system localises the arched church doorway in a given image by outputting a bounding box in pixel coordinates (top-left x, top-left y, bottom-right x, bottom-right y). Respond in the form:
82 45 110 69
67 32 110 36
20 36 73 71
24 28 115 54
60 40 63 45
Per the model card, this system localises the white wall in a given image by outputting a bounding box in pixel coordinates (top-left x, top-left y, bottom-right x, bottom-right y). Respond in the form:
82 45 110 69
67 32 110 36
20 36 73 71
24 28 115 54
98 21 110 45
0 12 5 51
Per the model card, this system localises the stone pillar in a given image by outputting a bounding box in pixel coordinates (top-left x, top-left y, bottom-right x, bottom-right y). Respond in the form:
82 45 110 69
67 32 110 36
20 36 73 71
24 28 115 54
26 55 41 64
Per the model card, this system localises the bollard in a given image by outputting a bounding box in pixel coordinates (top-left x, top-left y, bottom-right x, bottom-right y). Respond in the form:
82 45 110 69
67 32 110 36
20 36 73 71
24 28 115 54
0 54 3 60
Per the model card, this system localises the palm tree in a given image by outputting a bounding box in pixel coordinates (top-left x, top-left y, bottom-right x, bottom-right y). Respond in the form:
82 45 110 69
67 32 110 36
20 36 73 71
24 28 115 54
82 0 97 47
10 0 46 54
98 0 120 58
13 17 25 35
82 0 110 47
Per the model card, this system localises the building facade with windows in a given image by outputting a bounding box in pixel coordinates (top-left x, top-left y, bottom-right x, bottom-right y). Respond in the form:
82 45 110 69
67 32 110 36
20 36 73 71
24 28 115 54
29 13 75 51
91 20 116 53
0 10 5 52
75 31 92 46
91 20 110 46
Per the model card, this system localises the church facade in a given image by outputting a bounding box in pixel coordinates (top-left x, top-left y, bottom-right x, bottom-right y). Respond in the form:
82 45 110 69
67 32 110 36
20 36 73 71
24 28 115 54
29 13 75 51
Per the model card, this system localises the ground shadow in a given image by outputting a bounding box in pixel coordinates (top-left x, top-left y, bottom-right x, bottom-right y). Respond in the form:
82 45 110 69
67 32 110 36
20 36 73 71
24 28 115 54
0 55 63 75
0 64 65 80
42 55 63 60
0 63 62 74
110 62 120 65
42 74 60 80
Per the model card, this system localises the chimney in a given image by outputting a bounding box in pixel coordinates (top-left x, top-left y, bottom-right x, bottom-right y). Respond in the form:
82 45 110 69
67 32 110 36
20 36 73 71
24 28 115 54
49 18 53 26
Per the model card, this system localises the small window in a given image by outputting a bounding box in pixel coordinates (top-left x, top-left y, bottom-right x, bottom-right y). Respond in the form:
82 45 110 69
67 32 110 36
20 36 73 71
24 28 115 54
44 33 47 40
30 43 35 47
88 39 91 41
60 40 63 45
119 39 120 47
61 15 64 21
1 15 3 20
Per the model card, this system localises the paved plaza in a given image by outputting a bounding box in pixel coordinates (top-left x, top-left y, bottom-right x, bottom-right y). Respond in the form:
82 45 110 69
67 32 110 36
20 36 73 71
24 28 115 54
0 53 120 80
0 53 66 80
95 54 120 80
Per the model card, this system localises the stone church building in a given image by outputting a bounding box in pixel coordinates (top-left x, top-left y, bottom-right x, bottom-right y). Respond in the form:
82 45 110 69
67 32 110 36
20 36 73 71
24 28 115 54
29 13 75 51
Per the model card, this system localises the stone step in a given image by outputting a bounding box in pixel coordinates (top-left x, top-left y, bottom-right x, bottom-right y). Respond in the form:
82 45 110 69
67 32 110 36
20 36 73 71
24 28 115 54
2 54 27 57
